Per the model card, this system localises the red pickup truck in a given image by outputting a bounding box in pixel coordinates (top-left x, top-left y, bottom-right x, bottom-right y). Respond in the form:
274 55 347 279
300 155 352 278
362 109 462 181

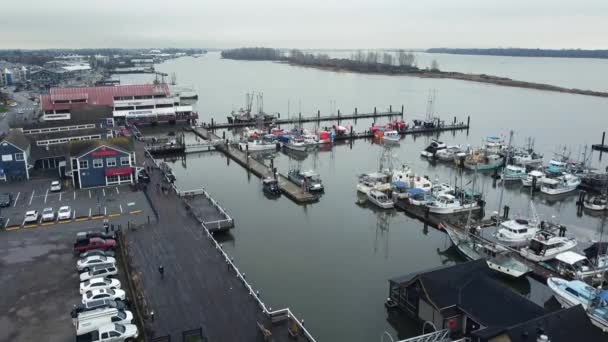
73 237 116 254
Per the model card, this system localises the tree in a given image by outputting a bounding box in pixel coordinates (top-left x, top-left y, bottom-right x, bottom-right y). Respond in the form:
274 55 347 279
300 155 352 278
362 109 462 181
430 59 440 71
382 52 394 65
397 49 416 67
353 50 365 64
366 51 378 64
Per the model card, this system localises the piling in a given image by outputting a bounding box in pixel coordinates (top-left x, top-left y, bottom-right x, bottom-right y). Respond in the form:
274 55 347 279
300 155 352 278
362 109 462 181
401 105 404 116
374 107 377 116
317 110 320 120
467 116 470 127
503 205 510 220
389 105 392 113
355 107 358 116
337 109 340 118
211 118 214 127
602 132 606 146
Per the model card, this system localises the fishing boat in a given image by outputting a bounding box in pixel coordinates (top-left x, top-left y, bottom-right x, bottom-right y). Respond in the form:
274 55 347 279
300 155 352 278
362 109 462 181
356 172 391 194
407 188 436 206
547 277 608 331
383 130 400 143
519 231 578 262
463 150 504 171
391 181 410 201
496 218 540 246
238 138 277 151
444 224 531 278
262 177 280 196
521 170 546 188
420 139 446 158
430 183 454 195
284 137 308 152
367 189 394 209
511 150 544 167
425 194 478 215
391 164 413 183
435 145 466 162
501 164 527 181
545 159 568 176
540 173 581 195
485 136 506 153
288 169 324 192
584 194 608 211
542 251 608 280
581 172 608 193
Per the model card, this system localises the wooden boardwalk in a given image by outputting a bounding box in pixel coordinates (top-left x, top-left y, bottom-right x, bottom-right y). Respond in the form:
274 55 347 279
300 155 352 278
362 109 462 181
125 158 315 342
192 127 319 204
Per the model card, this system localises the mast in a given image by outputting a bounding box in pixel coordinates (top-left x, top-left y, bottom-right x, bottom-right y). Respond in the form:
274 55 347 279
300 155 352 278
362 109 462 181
496 130 514 225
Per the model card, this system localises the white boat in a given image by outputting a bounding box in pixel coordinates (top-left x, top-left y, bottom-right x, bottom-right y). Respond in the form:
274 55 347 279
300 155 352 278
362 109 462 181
547 277 608 332
410 175 433 193
367 189 394 209
485 136 506 153
520 231 578 262
584 195 608 211
512 150 543 167
426 194 477 215
288 169 324 192
284 137 308 152
496 218 540 245
356 172 391 194
501 165 527 181
521 170 545 188
238 139 277 151
540 173 581 195
435 145 465 162
430 183 453 195
420 139 446 158
543 251 608 280
383 130 400 143
391 164 413 183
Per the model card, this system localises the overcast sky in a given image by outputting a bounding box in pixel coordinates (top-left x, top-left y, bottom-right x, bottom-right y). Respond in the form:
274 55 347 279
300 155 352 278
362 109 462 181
2 0 607 49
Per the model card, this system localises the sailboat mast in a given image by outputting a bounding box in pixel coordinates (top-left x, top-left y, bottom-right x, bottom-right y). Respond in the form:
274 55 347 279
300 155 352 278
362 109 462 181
496 130 514 225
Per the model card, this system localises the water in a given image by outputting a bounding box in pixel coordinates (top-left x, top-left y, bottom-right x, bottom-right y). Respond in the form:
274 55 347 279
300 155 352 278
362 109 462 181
132 53 608 341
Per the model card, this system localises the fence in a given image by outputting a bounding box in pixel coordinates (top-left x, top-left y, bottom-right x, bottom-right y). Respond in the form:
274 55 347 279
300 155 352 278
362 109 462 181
179 187 234 232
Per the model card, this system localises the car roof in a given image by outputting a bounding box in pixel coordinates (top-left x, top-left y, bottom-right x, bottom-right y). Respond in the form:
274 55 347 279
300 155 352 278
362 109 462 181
43 207 53 211
51 180 60 184
25 210 37 215
59 206 71 210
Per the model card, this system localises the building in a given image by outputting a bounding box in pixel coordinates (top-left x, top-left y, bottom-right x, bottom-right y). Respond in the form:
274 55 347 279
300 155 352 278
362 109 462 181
40 83 198 124
2 68 13 86
0 131 31 181
69 139 135 188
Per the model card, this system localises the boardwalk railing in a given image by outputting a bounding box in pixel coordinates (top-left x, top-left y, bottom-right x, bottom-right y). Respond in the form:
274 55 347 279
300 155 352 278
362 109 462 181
200 221 317 342
396 329 450 342
178 187 235 231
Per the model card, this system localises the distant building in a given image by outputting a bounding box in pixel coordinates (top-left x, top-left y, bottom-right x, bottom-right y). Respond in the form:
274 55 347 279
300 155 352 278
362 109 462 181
2 68 13 86
69 140 135 188
40 83 198 124
0 131 31 181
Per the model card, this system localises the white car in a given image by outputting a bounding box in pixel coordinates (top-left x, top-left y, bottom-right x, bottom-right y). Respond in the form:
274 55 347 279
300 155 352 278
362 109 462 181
78 323 138 342
50 180 61 192
77 255 116 272
79 277 121 295
41 208 55 222
80 266 118 282
24 210 39 223
82 288 126 304
57 206 72 220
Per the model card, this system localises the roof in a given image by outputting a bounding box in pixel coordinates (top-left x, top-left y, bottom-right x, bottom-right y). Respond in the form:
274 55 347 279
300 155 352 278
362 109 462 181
18 106 113 131
41 83 170 111
555 251 587 265
475 306 603 342
29 144 70 161
390 260 545 328
69 138 133 158
1 130 30 151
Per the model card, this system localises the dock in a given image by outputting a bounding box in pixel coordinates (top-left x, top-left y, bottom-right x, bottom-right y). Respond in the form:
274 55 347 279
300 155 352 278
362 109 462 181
209 106 405 129
124 146 316 341
191 127 319 204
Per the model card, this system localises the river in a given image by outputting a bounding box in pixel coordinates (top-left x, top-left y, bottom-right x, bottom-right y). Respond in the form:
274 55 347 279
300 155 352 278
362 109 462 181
120 52 608 341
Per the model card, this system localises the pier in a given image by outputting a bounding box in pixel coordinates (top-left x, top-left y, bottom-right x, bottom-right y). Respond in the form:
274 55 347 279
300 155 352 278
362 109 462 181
191 127 319 204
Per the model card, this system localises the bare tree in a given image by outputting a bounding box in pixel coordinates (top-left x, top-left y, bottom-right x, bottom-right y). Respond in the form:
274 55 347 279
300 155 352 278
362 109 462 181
430 59 440 71
354 50 365 63
366 51 378 64
382 52 394 65
397 49 416 67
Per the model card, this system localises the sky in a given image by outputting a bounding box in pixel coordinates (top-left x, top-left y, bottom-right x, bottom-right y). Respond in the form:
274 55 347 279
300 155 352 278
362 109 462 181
2 0 607 49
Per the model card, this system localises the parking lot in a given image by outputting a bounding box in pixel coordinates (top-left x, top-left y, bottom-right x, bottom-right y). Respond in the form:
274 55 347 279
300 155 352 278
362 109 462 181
1 179 156 229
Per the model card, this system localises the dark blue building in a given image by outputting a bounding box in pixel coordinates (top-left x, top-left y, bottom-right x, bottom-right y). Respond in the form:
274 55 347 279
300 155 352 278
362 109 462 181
70 140 134 189
0 131 31 181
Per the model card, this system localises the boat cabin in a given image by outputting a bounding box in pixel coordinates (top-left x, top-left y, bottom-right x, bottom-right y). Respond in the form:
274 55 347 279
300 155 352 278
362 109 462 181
527 233 574 256
544 251 595 279
368 190 390 203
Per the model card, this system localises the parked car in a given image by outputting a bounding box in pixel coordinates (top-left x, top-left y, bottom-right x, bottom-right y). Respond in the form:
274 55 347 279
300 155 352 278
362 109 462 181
82 288 126 304
50 180 61 192
41 208 55 222
80 277 121 295
73 238 116 255
77 230 115 241
75 308 133 335
71 299 128 318
23 210 39 223
77 255 116 272
75 323 138 342
137 169 150 183
79 250 115 259
80 265 118 282
57 206 72 220
0 193 11 207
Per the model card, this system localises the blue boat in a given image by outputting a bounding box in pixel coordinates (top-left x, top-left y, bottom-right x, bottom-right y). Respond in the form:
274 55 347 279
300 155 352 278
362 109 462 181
547 277 608 332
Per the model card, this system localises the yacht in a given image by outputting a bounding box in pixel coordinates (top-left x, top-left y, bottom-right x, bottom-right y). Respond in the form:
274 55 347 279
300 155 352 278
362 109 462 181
547 277 608 331
540 173 581 195
367 189 394 209
583 194 608 211
383 130 400 143
501 165 527 181
521 170 546 188
262 177 280 196
463 151 504 171
426 194 477 215
356 172 391 194
288 170 324 192
420 139 446 158
519 231 578 262
496 218 540 245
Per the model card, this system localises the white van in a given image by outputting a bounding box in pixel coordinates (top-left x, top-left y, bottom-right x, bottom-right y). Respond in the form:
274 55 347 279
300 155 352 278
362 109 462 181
75 308 133 335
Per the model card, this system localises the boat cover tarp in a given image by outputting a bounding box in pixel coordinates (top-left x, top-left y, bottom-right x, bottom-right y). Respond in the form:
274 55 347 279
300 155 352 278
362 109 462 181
391 181 407 188
407 188 425 196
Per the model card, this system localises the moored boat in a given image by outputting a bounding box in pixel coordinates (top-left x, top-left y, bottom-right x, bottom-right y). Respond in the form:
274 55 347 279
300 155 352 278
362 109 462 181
463 150 504 171
501 164 527 181
288 169 324 192
521 170 546 188
584 194 608 211
547 277 608 332
262 177 280 196
519 231 578 262
367 189 394 209
420 139 446 158
496 218 540 246
426 194 478 215
383 130 400 143
540 173 581 195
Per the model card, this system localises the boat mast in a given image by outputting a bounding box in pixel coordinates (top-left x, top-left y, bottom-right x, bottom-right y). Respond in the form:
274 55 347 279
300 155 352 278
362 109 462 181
496 130 514 226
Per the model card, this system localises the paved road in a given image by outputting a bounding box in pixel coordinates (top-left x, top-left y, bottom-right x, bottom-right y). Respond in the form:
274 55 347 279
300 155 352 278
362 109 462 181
0 88 37 134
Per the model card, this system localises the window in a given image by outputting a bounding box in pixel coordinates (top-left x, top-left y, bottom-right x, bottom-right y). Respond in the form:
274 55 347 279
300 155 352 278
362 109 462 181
2 154 12 161
15 153 24 161
107 175 119 183
93 159 103 168
565 287 580 297
119 174 131 182
79 160 88 169
101 332 109 339
120 157 130 166
109 332 121 337
106 158 116 167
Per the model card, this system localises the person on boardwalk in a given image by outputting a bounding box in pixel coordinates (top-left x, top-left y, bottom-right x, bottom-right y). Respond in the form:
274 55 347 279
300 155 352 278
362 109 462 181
158 265 164 279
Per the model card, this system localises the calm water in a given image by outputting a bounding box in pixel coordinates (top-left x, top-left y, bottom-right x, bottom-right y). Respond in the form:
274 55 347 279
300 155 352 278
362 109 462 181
134 53 608 341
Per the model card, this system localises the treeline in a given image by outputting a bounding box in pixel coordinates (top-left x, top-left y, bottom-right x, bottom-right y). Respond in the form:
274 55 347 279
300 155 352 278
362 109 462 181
220 47 284 60
427 48 608 59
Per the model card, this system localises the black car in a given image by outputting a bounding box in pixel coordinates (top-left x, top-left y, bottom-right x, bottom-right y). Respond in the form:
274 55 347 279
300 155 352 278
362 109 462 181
0 193 11 208
138 169 150 183
76 230 115 242
71 299 128 318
